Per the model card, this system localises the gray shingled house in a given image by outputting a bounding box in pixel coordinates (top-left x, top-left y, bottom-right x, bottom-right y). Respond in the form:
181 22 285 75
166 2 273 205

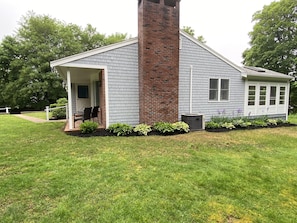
50 0 293 130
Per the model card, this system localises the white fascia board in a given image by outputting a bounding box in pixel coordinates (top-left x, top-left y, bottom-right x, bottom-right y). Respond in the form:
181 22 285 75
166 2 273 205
50 37 138 68
59 63 107 70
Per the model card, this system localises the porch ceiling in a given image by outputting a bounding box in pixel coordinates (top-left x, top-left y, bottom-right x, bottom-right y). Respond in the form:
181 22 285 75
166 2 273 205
57 66 101 83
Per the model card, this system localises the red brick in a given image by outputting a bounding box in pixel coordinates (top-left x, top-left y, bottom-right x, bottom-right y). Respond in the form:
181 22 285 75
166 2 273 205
138 0 180 125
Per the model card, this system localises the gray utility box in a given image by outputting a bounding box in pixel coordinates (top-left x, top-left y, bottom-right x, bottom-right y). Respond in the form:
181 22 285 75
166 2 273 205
181 114 204 131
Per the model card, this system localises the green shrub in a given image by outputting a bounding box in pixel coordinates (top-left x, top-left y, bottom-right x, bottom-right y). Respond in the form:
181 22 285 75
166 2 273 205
221 122 235 129
50 98 67 119
108 123 133 136
80 121 98 134
267 119 278 126
56 98 68 105
153 122 175 134
172 121 190 133
251 120 268 127
205 121 220 129
239 121 252 128
134 124 152 136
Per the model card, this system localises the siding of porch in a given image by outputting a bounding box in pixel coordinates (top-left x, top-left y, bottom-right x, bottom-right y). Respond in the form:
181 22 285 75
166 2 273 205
179 35 246 121
71 43 140 126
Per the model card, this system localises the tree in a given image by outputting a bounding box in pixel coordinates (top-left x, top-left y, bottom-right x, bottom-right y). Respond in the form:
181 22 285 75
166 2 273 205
0 12 127 110
182 26 206 44
242 0 297 112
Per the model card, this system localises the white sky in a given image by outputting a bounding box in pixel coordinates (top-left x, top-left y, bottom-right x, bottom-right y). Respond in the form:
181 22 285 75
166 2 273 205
0 0 277 66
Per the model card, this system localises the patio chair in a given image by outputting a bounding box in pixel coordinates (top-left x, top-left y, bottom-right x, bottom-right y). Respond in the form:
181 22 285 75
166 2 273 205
74 107 92 128
91 106 100 124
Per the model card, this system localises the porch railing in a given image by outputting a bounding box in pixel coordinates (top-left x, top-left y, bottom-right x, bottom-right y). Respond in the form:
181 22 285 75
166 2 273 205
0 107 11 114
45 105 68 121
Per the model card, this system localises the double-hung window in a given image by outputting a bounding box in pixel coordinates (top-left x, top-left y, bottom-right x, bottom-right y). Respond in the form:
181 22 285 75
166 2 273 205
270 86 277 105
209 79 229 101
279 87 286 105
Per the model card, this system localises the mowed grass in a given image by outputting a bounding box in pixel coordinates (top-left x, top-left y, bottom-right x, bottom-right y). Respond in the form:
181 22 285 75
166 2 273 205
1 115 297 222
21 111 52 120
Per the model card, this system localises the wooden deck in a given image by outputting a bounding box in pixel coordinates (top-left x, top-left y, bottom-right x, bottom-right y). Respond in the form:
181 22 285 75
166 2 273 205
64 118 104 132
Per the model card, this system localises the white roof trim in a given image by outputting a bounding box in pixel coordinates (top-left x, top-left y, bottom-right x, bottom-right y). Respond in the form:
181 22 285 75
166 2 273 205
242 66 293 81
50 37 138 68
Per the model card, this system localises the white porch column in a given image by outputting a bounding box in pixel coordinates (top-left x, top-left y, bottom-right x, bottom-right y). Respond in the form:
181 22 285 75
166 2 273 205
67 70 73 130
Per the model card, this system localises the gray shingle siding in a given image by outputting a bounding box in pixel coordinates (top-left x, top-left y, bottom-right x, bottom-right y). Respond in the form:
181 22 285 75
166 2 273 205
179 35 245 121
72 43 140 126
68 35 246 125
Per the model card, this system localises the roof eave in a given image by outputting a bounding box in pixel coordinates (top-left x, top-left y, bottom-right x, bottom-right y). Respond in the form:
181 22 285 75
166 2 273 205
50 37 138 68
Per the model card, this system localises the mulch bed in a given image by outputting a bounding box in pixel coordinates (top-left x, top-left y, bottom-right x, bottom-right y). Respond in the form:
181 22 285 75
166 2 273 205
205 123 296 132
66 129 188 137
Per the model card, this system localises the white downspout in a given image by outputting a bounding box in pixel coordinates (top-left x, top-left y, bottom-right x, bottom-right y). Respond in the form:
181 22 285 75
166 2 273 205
190 65 193 114
286 81 290 120
67 70 73 130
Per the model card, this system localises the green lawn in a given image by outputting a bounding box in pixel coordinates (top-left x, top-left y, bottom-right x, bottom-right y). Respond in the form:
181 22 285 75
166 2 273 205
1 115 297 222
21 111 52 120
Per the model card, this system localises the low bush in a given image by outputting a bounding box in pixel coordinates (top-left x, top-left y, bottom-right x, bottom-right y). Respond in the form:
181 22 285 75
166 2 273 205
153 122 175 134
80 121 98 134
50 98 67 119
134 124 152 136
206 116 291 131
221 122 235 129
172 121 190 133
205 121 221 129
108 123 133 136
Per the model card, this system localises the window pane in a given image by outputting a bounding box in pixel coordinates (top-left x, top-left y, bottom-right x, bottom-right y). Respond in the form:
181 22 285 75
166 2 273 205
209 90 218 100
259 86 266 105
279 87 286 105
248 85 256 106
209 79 218 101
220 79 229 100
270 86 276 105
220 90 229 100
221 79 229 90
210 79 218 89
78 85 89 98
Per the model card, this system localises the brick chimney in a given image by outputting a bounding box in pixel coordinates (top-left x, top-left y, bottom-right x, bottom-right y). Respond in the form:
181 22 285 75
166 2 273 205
138 0 180 125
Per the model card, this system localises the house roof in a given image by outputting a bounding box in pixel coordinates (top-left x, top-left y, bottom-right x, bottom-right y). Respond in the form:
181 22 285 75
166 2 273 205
50 31 292 83
241 66 293 81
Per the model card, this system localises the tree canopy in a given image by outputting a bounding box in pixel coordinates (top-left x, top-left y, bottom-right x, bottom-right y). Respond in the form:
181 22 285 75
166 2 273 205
0 12 128 110
242 0 297 111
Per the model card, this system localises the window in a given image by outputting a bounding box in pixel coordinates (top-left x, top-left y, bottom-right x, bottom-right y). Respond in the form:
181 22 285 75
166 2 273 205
147 0 160 3
248 86 256 106
78 85 89 98
164 0 176 7
259 86 266 105
270 86 277 105
279 87 286 105
220 79 229 100
209 79 218 100
209 79 229 101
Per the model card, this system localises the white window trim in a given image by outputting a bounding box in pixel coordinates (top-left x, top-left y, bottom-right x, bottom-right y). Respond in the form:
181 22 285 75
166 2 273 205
208 78 230 102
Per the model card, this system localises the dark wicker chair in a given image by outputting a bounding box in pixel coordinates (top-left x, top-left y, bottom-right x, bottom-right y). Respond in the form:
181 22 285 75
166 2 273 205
91 106 100 124
74 107 92 128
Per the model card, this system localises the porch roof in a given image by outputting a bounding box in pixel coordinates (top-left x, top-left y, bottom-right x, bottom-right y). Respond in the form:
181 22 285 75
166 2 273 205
50 38 138 81
241 66 294 81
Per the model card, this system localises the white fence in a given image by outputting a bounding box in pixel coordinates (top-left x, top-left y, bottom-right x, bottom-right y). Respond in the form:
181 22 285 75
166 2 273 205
0 107 11 114
45 105 68 121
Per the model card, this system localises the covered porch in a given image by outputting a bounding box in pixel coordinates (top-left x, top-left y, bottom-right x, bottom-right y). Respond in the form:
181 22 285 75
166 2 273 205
50 63 109 131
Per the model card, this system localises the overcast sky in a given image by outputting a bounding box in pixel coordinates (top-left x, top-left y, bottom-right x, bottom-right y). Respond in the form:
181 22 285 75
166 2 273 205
0 0 277 66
